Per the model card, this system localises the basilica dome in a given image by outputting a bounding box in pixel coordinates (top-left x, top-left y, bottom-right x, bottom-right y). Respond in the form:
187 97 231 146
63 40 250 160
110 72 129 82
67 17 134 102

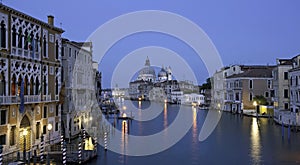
137 57 156 82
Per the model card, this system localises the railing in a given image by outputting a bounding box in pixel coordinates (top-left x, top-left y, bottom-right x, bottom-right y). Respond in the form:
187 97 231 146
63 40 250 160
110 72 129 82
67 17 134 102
0 95 51 104
11 47 40 60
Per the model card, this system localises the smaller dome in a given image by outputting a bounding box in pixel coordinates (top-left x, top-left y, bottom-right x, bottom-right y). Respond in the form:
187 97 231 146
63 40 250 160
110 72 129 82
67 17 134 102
158 68 167 77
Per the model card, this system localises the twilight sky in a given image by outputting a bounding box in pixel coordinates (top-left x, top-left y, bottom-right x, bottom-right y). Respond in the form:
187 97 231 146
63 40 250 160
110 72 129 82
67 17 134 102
5 0 300 88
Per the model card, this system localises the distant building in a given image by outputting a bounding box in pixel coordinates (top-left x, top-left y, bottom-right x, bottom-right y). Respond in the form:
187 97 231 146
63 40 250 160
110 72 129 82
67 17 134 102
287 55 300 125
61 38 94 139
211 65 244 110
93 62 102 105
181 93 205 106
272 59 293 121
224 66 274 113
128 57 181 103
0 4 64 156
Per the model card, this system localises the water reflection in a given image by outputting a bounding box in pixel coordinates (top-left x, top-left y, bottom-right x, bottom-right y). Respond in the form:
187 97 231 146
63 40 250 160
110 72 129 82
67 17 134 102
250 118 262 164
192 107 197 140
119 120 128 163
163 103 168 129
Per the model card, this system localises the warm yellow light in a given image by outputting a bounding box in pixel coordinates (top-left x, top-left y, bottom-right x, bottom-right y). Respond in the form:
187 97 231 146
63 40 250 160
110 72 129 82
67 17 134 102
23 129 28 136
47 123 53 131
217 103 221 108
90 116 92 121
138 97 142 101
253 101 257 107
123 106 127 110
164 99 167 103
122 113 127 118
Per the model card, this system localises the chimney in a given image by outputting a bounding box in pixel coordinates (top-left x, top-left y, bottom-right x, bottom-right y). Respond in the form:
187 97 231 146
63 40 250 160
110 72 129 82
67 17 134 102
47 15 54 26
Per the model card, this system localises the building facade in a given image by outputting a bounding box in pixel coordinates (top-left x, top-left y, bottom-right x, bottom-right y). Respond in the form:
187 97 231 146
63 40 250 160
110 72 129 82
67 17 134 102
212 65 244 110
224 66 274 113
272 59 293 121
61 39 94 139
0 4 63 155
287 55 300 125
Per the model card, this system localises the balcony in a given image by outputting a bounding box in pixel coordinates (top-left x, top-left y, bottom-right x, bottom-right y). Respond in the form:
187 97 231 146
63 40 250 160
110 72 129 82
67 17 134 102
11 47 40 60
0 95 51 105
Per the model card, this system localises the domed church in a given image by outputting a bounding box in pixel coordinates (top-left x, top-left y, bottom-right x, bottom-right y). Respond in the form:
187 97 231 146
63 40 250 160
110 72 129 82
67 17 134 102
137 56 156 82
129 57 176 100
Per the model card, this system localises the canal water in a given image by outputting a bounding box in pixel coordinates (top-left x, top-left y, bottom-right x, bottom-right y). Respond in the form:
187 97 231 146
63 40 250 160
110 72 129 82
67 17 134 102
90 100 300 165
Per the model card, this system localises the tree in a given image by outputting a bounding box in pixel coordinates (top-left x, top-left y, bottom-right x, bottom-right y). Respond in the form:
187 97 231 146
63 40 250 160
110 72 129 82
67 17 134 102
199 78 211 91
253 95 267 105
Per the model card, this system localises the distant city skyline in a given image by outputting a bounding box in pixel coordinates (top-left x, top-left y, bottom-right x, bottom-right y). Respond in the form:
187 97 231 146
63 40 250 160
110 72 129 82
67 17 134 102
6 0 300 88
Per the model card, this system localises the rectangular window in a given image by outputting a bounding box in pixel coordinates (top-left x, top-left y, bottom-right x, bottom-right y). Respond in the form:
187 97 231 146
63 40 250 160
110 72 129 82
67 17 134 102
0 134 5 145
249 80 253 89
43 125 46 134
55 122 58 131
61 47 64 57
10 126 16 146
284 72 288 80
36 122 40 139
284 89 289 98
43 106 47 118
267 80 272 89
284 103 289 110
0 110 6 125
249 93 253 101
69 48 71 57
56 105 59 116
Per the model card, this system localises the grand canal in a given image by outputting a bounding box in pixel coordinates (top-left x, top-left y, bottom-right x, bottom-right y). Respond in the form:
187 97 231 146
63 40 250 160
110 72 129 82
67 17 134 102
90 100 300 165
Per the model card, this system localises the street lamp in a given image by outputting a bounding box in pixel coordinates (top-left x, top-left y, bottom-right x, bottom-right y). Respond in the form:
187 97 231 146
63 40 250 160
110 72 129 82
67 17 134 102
47 123 52 165
253 101 259 118
47 123 52 144
23 129 28 161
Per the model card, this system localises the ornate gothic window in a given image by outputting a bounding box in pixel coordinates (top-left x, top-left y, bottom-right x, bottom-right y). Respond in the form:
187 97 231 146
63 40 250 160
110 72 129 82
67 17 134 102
0 21 6 48
17 28 23 48
0 72 5 96
43 35 47 57
12 26 17 47
24 30 28 49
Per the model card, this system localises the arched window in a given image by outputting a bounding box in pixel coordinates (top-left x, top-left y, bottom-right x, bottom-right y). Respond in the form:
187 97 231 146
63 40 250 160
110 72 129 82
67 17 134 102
35 77 39 95
43 75 47 95
55 40 59 59
17 28 23 48
24 30 28 49
0 72 5 96
29 32 34 51
12 26 16 47
30 77 34 95
0 21 6 48
35 34 39 52
24 76 28 95
11 74 16 95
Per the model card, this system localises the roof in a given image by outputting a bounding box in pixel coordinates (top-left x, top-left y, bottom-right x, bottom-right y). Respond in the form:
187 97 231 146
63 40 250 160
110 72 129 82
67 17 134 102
277 59 293 65
227 66 275 79
0 4 64 33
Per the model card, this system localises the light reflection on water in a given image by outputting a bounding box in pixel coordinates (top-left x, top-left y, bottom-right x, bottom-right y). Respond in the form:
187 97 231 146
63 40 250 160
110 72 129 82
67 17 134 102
91 100 300 165
250 118 262 164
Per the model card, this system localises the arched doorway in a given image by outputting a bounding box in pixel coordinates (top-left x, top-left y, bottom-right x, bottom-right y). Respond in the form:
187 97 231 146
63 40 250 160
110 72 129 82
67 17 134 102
19 115 31 151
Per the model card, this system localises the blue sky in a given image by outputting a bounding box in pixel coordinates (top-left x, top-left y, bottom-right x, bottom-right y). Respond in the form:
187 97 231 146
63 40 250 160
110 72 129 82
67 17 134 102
6 0 300 88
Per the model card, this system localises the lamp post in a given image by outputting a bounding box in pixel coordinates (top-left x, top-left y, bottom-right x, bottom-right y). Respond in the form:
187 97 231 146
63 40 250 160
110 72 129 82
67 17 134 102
47 123 52 165
22 129 28 161
253 101 258 118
